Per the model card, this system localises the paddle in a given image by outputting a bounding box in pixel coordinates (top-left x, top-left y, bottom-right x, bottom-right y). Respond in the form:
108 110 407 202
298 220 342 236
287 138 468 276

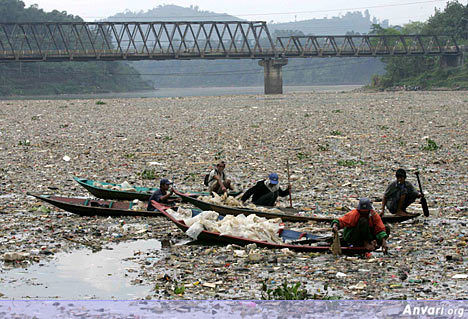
286 159 293 208
330 228 342 256
415 172 429 217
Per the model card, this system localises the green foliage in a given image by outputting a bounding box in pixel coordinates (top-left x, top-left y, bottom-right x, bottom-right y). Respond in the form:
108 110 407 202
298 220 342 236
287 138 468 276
124 153 135 159
139 168 156 180
261 280 309 300
317 144 330 152
0 0 151 96
330 130 343 136
369 1 468 89
95 100 106 105
18 139 30 146
421 138 440 151
296 152 309 160
261 280 341 300
214 150 224 160
337 159 365 167
30 205 50 213
173 283 185 295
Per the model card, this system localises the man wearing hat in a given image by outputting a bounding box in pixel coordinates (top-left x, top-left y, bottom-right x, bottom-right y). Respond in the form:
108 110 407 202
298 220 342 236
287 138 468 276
381 168 422 216
147 178 177 211
241 173 291 206
332 198 388 252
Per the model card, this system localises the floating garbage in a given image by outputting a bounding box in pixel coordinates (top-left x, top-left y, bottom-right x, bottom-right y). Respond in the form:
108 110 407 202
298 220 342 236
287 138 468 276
0 91 466 299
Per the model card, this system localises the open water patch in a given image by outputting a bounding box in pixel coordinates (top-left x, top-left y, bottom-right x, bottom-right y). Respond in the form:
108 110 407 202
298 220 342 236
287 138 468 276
0 239 161 299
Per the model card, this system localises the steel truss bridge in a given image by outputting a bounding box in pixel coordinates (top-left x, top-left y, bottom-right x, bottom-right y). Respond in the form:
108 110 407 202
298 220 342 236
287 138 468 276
0 21 461 61
0 21 463 93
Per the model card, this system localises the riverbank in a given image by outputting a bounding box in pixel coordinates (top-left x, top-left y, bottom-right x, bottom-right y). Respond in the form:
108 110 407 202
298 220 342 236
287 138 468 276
0 85 362 100
0 90 466 299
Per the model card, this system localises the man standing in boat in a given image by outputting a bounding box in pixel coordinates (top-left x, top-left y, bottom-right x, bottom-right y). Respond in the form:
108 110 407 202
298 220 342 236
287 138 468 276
332 198 388 253
206 161 234 195
381 168 422 217
147 178 177 210
241 173 291 206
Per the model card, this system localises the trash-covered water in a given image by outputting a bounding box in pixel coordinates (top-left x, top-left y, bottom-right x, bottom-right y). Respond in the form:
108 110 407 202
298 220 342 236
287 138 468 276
0 90 467 300
0 239 161 299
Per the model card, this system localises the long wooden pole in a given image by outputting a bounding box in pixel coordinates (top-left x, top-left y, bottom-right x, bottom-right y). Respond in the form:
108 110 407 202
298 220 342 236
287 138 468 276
287 159 292 208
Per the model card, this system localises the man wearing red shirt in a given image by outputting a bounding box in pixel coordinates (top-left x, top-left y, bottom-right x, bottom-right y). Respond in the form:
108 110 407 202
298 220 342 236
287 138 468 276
332 198 388 253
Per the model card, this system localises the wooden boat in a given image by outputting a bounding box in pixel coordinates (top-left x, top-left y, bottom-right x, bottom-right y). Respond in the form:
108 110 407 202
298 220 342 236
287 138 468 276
28 193 163 217
153 201 369 255
174 190 420 223
73 177 241 201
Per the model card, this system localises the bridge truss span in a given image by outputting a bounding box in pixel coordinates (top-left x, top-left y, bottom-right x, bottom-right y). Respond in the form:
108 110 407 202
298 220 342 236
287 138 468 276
276 35 460 58
0 21 276 62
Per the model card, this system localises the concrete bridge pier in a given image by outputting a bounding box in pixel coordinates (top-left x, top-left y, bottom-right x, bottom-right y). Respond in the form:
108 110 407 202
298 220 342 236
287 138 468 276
259 58 288 94
440 53 464 68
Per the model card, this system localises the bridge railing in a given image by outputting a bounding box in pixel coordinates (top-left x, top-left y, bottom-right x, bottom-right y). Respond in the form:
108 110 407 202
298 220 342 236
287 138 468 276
275 35 460 57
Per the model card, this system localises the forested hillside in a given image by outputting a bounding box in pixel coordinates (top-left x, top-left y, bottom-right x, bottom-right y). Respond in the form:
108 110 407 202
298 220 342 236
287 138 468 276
0 0 150 96
370 1 468 89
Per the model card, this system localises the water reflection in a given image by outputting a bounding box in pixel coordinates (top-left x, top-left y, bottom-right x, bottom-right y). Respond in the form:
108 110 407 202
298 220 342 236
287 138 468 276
1 239 161 299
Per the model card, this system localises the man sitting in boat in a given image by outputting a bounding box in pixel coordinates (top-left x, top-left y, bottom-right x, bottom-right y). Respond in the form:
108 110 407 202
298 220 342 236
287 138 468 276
206 161 234 195
147 178 178 210
241 173 291 206
332 198 388 253
381 168 422 217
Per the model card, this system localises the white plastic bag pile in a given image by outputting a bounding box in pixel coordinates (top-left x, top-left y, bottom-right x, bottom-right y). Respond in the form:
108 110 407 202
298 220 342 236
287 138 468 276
198 192 283 213
131 199 147 211
93 181 137 192
167 208 283 244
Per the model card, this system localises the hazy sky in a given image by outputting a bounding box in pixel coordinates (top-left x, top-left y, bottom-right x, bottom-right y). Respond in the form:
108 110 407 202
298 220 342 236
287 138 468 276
22 0 468 25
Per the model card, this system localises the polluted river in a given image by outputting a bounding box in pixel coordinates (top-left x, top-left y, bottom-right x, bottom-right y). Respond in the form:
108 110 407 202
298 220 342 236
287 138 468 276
0 89 466 300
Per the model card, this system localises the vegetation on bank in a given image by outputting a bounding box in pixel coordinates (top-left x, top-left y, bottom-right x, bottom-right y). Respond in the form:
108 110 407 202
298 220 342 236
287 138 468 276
0 0 150 96
369 1 468 90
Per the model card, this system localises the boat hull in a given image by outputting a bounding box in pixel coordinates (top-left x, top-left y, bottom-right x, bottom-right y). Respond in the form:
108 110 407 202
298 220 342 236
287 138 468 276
174 190 419 223
153 202 368 255
29 193 162 217
73 177 240 201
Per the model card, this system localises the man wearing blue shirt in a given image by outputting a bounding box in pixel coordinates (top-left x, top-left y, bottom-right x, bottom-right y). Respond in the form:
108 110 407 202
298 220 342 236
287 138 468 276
147 178 175 211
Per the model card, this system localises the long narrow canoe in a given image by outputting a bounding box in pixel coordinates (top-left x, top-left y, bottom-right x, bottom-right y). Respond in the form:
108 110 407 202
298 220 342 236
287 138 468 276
153 201 368 255
73 177 241 201
28 193 163 217
174 190 420 223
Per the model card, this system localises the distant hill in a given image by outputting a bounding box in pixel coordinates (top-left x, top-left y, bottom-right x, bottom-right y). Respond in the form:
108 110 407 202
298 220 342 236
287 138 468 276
270 10 389 35
106 5 385 88
105 4 240 22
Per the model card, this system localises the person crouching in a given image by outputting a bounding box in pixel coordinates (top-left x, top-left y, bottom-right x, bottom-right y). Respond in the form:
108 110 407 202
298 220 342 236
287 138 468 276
332 198 388 253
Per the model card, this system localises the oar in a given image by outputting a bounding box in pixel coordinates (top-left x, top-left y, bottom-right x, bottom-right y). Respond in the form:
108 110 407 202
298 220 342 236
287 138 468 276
415 171 429 217
330 228 342 256
286 159 293 208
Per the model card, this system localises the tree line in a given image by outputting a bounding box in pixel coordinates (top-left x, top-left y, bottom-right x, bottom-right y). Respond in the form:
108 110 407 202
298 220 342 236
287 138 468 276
369 1 468 90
